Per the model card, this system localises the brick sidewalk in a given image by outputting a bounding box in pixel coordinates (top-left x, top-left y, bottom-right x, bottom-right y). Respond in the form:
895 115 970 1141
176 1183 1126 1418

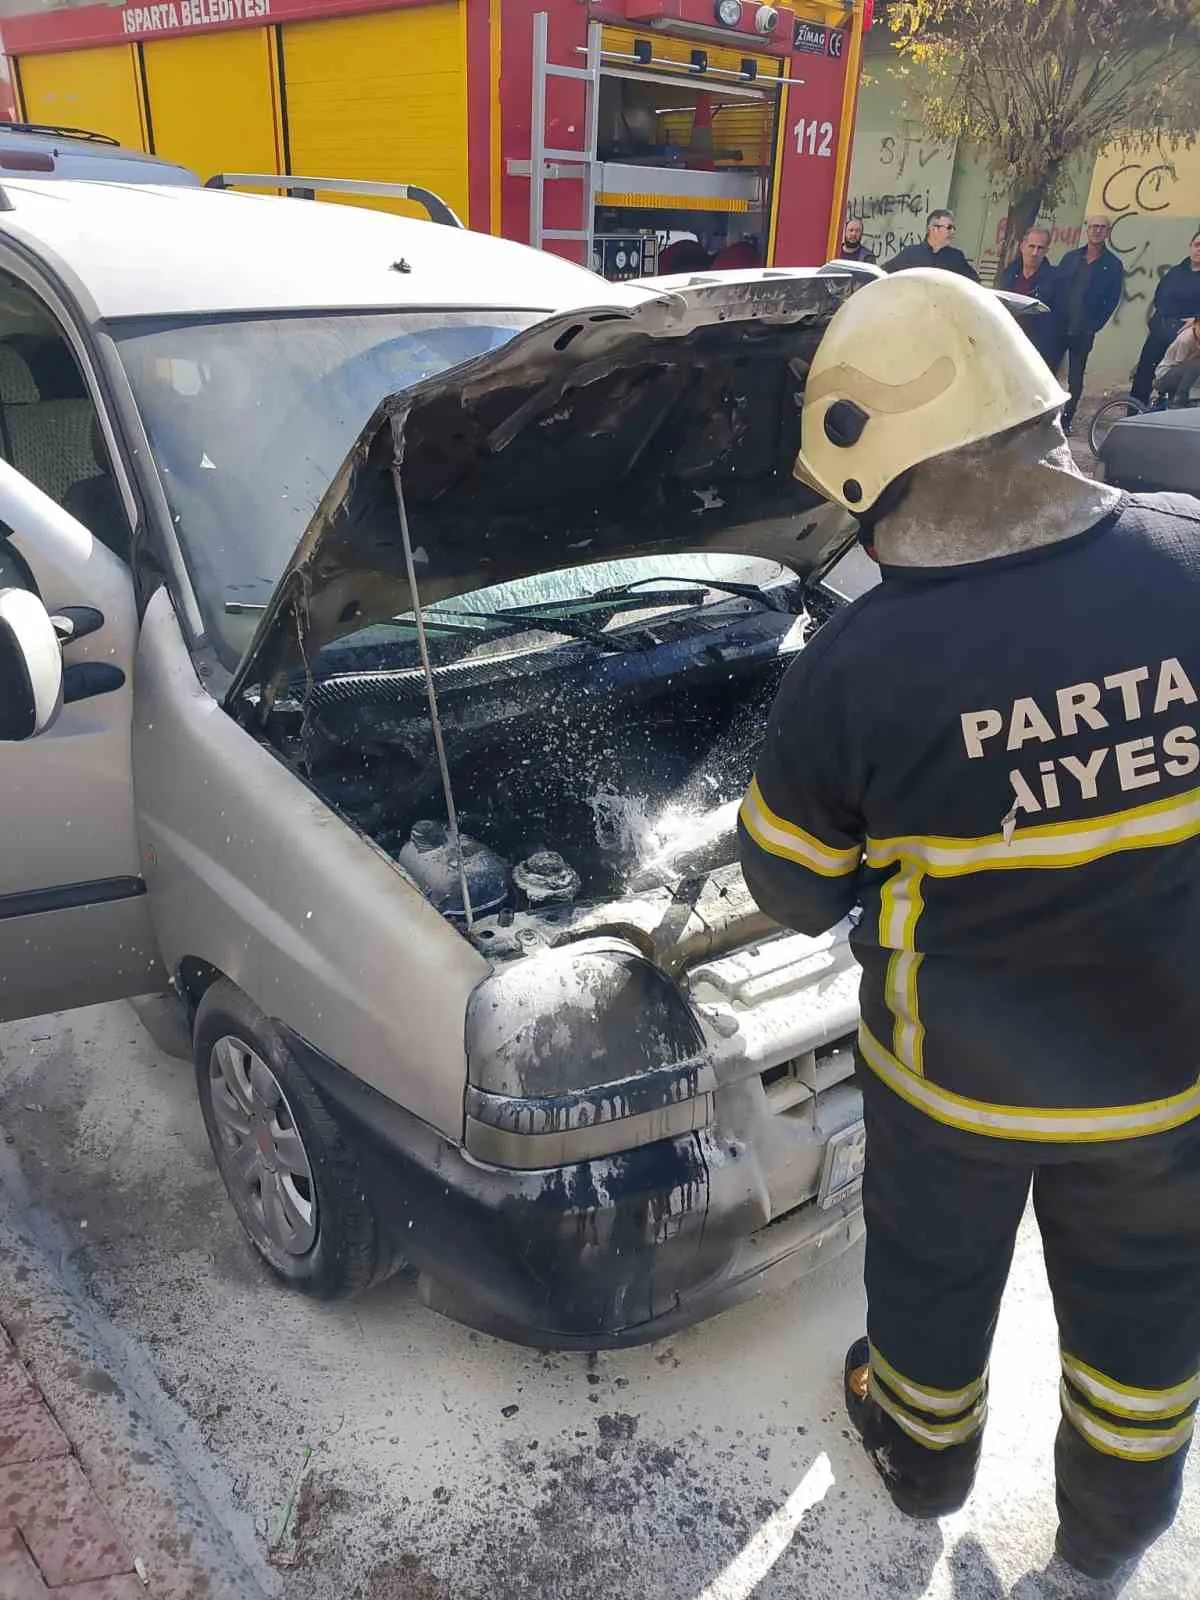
0 1325 144 1599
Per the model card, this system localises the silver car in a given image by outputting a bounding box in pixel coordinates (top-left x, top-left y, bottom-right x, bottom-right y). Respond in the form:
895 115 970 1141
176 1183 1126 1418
0 121 197 185
0 176 871 1348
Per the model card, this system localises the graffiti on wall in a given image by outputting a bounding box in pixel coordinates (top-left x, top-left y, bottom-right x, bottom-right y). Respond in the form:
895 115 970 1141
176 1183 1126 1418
1087 144 1200 327
1075 140 1200 386
844 126 956 260
990 217 1082 254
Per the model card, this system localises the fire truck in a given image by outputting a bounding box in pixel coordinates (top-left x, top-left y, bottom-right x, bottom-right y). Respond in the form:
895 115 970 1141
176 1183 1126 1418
0 0 869 278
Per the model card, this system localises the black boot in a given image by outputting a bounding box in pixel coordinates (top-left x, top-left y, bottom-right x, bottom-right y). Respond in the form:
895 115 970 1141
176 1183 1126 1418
1053 1531 1137 1591
844 1338 981 1519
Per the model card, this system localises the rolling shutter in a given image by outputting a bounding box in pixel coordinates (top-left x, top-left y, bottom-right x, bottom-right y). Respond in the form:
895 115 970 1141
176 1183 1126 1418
18 46 147 151
141 28 281 181
280 4 469 223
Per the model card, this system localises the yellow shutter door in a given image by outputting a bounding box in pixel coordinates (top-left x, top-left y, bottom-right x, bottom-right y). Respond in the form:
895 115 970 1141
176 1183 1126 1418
18 46 147 151
142 29 281 183
280 5 468 223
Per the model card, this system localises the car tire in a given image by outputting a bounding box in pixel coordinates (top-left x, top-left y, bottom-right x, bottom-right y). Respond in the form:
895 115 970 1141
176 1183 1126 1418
193 979 394 1300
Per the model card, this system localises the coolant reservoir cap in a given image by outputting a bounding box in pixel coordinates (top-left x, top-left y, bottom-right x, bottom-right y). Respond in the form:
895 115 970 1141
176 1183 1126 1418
409 818 489 860
408 818 449 854
513 849 581 906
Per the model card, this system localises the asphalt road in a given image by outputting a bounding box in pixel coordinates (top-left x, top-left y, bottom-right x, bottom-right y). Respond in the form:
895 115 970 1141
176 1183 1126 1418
0 1001 1196 1600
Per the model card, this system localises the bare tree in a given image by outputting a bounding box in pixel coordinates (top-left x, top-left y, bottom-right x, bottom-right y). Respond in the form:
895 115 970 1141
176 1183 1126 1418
887 0 1200 261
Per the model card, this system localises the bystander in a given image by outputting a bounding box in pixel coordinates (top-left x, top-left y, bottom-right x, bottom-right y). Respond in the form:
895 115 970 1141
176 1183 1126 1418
884 210 980 280
1131 231 1200 404
999 226 1058 365
1047 217 1124 431
1154 318 1200 408
839 218 876 264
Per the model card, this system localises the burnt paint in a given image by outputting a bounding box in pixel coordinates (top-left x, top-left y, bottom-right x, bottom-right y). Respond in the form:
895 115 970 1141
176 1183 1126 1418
465 1058 708 1136
284 1027 766 1348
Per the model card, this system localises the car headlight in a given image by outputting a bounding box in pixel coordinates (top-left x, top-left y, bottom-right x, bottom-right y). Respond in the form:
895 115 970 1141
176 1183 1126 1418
464 937 715 1169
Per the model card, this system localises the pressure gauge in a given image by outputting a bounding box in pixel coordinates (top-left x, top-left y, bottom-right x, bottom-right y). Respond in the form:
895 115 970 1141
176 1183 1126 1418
715 0 742 27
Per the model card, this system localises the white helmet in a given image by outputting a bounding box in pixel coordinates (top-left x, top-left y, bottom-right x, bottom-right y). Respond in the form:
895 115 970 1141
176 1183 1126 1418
794 268 1069 513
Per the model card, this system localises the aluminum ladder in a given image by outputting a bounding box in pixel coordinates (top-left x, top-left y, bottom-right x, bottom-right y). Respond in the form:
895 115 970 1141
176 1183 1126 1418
529 11 602 263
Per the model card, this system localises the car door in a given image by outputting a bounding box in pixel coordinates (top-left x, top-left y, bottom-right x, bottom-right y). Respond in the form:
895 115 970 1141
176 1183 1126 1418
0 243 169 1028
0 461 162 1022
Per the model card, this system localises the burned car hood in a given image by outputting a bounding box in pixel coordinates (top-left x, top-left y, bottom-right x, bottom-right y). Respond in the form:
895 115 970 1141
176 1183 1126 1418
232 269 1043 698
231 271 865 698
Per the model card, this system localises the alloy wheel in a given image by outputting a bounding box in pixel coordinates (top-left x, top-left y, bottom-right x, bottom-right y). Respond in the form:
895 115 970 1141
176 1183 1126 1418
208 1034 318 1258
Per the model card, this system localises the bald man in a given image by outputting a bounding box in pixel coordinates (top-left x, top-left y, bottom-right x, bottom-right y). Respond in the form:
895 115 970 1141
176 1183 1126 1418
1048 217 1125 431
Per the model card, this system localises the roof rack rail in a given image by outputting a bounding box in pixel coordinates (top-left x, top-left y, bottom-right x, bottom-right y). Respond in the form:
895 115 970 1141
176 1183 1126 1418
1 122 121 147
205 173 464 228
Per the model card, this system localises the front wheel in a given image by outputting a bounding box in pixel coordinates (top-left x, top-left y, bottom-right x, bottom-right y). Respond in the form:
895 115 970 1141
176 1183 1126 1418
193 980 395 1299
1089 395 1147 455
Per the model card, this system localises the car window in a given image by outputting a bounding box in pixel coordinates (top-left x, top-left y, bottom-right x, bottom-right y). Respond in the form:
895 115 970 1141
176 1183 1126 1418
0 276 130 559
0 273 130 562
113 309 544 665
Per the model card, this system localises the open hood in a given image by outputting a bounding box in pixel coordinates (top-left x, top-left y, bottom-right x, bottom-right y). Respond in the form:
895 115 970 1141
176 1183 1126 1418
231 269 1043 700
231 270 861 700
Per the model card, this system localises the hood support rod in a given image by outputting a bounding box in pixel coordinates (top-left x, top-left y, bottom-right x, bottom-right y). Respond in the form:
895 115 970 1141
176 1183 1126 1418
392 468 475 930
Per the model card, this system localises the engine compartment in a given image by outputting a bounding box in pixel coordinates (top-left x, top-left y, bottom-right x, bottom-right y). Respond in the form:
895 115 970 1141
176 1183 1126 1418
250 575 818 945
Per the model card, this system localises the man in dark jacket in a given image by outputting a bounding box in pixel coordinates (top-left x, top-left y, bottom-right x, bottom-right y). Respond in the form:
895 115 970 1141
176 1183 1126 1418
884 209 979 280
999 225 1059 365
740 267 1200 1588
1131 230 1200 404
1048 216 1124 429
839 218 877 264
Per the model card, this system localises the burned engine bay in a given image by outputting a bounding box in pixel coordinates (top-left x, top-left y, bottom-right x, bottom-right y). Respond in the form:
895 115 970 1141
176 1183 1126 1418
254 571 825 966
229 273 872 968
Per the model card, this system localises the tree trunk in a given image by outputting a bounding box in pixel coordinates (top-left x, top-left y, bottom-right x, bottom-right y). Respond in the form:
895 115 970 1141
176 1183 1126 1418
998 158 1063 266
998 185 1045 267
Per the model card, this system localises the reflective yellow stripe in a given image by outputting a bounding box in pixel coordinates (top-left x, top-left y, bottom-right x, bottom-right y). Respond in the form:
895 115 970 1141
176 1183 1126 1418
877 858 924 949
869 1374 987 1451
1060 1382 1194 1462
859 1022 1200 1142
887 951 926 1076
739 778 861 878
879 859 927 1075
1061 1353 1200 1422
870 1345 985 1416
866 784 1200 877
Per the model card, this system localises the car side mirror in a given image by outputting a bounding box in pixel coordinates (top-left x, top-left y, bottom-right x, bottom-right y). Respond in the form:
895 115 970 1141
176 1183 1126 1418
0 585 63 741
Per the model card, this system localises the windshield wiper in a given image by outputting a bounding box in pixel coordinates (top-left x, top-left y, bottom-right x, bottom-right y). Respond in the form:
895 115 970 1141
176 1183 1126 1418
591 574 790 611
450 606 637 651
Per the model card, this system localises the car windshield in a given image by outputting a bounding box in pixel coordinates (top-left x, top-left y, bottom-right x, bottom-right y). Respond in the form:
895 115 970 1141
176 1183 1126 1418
112 309 544 662
315 553 799 669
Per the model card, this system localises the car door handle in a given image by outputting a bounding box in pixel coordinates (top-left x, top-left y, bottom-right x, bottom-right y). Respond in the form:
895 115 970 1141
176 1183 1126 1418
62 661 125 704
51 605 104 643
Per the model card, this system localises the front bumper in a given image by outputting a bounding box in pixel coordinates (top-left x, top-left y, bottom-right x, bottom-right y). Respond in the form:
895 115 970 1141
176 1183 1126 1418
286 1024 864 1349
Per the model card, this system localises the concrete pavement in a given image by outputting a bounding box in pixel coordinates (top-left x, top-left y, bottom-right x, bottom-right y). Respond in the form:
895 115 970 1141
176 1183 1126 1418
0 1000 1196 1600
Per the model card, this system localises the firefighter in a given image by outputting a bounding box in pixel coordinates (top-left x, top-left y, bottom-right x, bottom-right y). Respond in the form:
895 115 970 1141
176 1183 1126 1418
738 268 1200 1586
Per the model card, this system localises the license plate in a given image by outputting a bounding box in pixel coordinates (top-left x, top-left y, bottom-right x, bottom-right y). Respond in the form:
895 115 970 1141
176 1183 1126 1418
818 1119 866 1209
